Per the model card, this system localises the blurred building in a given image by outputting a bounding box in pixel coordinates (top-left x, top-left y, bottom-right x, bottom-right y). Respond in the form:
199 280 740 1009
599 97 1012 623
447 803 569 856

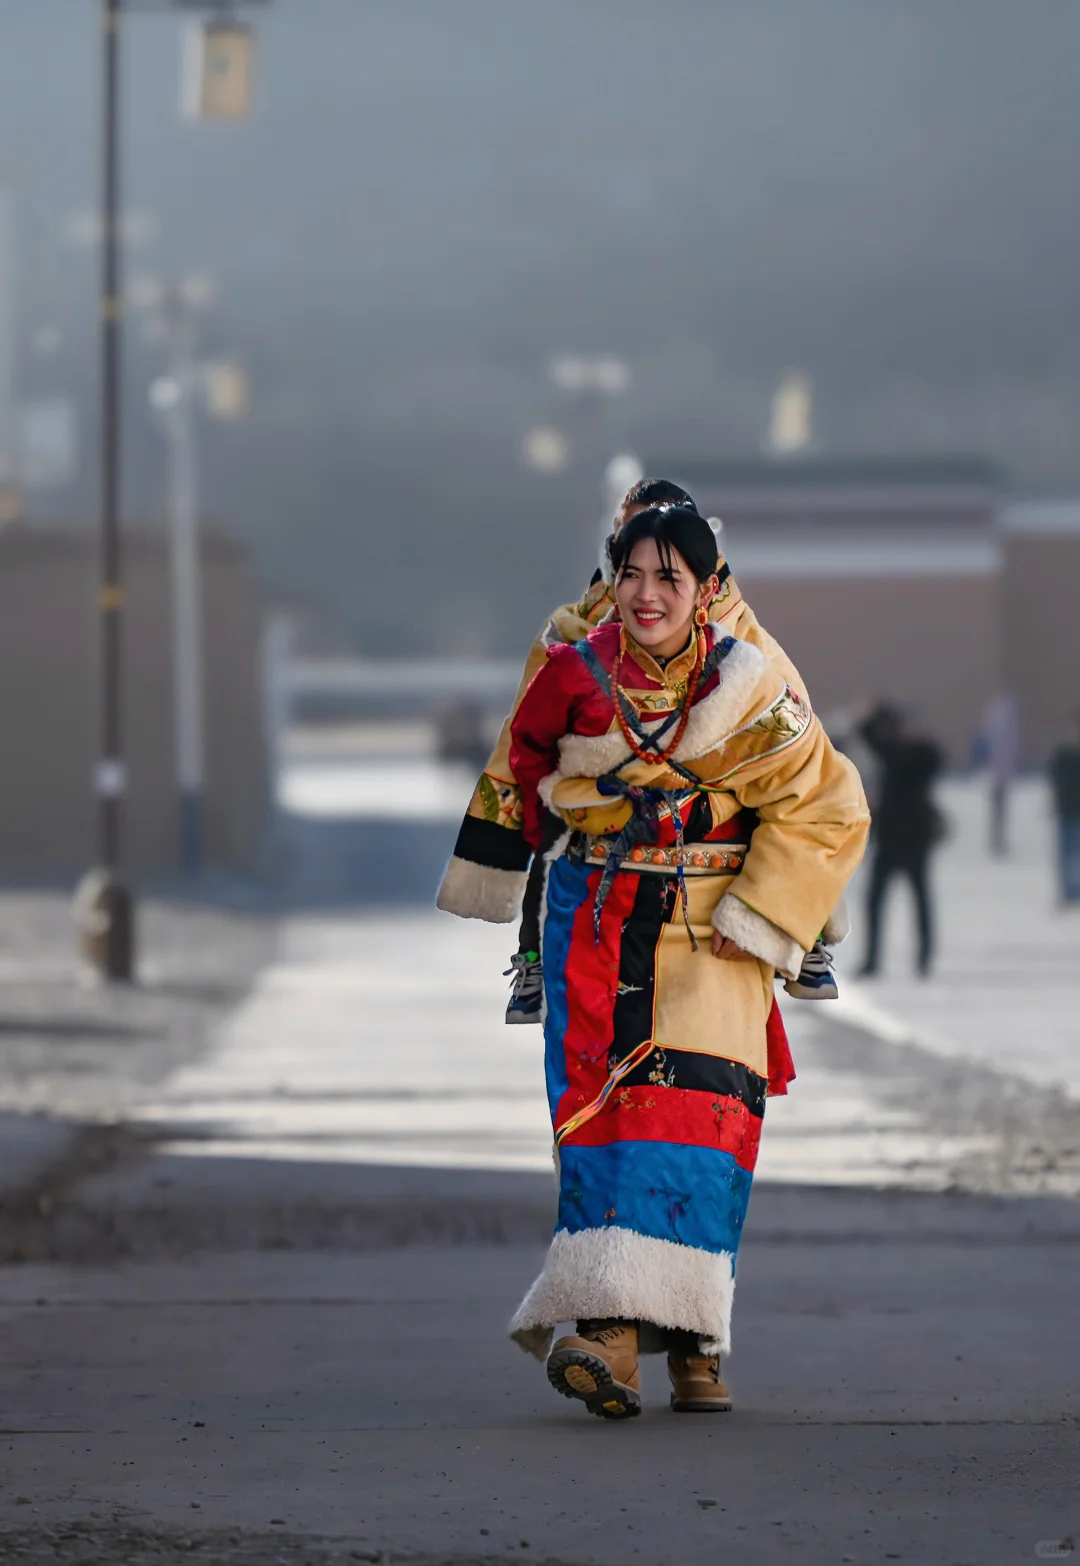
655 456 1080 764
0 527 267 877
998 499 1080 765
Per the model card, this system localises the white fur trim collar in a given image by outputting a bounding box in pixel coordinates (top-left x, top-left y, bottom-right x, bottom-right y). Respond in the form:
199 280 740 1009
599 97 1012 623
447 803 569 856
555 634 768 780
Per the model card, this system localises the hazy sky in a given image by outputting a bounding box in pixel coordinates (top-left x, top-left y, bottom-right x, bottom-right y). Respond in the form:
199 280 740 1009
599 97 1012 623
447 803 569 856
3 1 1079 650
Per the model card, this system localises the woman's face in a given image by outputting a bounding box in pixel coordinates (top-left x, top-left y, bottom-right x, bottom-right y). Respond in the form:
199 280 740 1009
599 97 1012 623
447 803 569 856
614 537 717 659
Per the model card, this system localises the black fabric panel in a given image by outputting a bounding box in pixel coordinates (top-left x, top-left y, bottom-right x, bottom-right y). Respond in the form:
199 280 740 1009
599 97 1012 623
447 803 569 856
619 1045 767 1118
609 871 767 1117
683 794 713 841
610 875 676 1061
452 814 531 873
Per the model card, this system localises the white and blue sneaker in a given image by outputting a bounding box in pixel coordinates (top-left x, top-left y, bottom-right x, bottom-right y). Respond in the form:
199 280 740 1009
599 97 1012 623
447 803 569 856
505 951 543 1024
783 939 838 1000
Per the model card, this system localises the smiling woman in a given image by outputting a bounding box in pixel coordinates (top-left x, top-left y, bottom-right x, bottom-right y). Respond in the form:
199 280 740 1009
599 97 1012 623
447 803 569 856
502 504 870 1420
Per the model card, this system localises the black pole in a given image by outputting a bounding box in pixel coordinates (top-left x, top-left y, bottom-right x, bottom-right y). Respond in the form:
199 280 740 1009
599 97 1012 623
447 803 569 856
91 0 134 980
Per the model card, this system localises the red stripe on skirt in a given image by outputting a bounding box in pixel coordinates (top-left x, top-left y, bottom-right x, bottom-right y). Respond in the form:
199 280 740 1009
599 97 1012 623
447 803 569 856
557 1084 762 1174
554 867 640 1128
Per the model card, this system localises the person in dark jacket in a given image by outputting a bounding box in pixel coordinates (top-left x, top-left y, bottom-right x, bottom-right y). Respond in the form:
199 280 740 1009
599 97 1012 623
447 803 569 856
858 703 945 977
1048 716 1080 904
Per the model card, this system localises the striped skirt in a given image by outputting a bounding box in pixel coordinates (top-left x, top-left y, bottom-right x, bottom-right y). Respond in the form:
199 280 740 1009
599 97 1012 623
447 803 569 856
510 846 785 1360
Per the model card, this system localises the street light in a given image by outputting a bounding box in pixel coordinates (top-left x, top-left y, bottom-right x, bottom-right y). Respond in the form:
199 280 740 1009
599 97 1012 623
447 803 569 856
146 282 208 877
140 275 246 879
546 354 633 543
81 0 268 983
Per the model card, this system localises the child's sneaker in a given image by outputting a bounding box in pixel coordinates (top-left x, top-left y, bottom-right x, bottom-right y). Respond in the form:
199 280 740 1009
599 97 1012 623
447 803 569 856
783 939 838 1000
505 951 543 1023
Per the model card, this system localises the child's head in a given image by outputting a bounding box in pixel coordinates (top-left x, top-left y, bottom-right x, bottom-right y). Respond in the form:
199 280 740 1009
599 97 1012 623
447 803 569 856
616 478 698 530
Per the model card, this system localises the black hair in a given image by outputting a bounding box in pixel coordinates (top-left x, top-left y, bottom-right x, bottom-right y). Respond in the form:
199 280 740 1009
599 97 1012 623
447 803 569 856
609 504 719 586
620 477 698 513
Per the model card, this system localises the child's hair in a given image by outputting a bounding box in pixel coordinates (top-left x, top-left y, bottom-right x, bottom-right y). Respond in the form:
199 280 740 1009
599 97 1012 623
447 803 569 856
620 477 698 514
609 504 719 586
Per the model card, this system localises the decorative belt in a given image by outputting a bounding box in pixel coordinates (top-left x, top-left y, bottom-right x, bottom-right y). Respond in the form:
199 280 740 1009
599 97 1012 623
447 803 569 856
572 836 747 875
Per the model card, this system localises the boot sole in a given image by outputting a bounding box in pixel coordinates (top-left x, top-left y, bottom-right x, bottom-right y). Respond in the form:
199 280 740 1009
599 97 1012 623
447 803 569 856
546 1347 641 1420
782 981 838 1000
669 1393 733 1413
505 1010 542 1025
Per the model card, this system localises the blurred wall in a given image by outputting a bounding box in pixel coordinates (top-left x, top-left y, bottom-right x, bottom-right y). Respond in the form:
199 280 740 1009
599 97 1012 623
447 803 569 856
1001 507 1080 764
650 462 1080 767
734 573 997 760
669 458 1000 763
0 528 267 877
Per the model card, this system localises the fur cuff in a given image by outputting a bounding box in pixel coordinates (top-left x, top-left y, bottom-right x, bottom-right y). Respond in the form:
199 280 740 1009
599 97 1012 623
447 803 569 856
822 895 851 946
509 1226 736 1361
711 893 803 978
435 855 527 923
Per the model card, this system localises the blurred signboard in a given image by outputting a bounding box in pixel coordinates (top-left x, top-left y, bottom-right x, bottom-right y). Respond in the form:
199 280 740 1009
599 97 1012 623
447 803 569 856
204 360 249 420
182 22 255 120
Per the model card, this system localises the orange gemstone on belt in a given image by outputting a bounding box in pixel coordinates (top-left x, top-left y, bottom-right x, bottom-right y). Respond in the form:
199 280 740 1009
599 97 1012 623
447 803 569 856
709 853 726 869
691 852 706 867
594 842 608 857
650 849 666 865
629 847 646 863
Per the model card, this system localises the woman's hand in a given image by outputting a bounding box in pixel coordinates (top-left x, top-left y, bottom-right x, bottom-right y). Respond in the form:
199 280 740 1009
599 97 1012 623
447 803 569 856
711 932 756 961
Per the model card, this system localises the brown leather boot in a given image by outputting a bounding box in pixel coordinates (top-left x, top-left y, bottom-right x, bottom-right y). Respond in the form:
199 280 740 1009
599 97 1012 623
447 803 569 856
547 1321 641 1420
667 1351 732 1412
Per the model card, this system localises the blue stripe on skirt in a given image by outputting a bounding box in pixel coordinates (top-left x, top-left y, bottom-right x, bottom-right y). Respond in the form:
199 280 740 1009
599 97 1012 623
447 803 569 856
557 1141 753 1258
541 853 593 1120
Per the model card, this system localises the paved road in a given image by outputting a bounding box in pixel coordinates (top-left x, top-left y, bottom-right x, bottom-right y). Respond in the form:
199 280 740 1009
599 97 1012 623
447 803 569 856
2 1184 1078 1565
2 776 1078 1563
0 892 275 1197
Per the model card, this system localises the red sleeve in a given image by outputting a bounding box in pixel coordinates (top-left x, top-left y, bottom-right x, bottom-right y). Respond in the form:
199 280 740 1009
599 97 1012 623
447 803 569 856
509 643 582 851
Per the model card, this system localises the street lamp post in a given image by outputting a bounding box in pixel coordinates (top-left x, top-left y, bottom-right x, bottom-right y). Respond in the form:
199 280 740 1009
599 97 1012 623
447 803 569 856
144 278 215 876
155 313 205 875
87 0 133 981
82 0 266 981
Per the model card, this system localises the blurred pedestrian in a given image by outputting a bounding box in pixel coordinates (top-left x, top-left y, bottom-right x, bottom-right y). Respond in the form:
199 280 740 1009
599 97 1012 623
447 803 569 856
858 703 945 978
1048 713 1080 905
980 690 1020 856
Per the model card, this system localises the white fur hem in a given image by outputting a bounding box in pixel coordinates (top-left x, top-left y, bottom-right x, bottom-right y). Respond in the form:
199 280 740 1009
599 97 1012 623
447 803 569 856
435 855 527 923
822 895 851 946
508 1227 736 1361
711 892 803 978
